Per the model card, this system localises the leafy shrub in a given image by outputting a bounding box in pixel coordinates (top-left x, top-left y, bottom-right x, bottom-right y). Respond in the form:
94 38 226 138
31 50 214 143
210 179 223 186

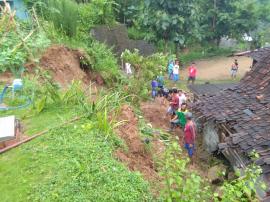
159 141 212 202
120 49 168 102
86 42 121 85
89 0 118 24
77 0 117 30
0 3 50 75
127 26 149 40
121 49 167 80
32 0 79 37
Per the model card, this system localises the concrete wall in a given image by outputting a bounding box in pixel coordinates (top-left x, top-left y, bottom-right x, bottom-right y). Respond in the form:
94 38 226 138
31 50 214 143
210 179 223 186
91 24 155 57
203 121 220 153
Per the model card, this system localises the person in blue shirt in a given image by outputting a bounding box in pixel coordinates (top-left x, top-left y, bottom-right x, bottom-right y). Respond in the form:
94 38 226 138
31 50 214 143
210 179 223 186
157 71 164 89
151 78 158 99
168 61 174 80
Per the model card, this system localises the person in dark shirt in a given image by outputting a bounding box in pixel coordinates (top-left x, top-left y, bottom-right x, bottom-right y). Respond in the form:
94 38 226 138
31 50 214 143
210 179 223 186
151 78 158 99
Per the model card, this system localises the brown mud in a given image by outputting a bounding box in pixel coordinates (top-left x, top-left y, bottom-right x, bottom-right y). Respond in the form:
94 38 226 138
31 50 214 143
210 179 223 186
141 97 213 177
39 45 104 87
114 105 161 181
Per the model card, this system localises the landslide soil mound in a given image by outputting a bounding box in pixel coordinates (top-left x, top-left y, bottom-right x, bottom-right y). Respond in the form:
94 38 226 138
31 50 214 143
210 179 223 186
141 97 215 177
39 45 103 87
114 105 160 181
0 72 13 84
141 97 184 136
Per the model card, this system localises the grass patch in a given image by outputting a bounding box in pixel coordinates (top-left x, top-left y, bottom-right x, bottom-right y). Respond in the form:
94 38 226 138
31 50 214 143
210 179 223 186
179 48 232 65
0 119 153 202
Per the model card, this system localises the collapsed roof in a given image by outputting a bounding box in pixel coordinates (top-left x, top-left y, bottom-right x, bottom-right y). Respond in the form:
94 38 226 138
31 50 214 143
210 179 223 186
192 48 270 177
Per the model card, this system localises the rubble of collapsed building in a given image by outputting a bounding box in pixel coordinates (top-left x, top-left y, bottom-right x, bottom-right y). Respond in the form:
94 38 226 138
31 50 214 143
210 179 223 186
190 48 270 201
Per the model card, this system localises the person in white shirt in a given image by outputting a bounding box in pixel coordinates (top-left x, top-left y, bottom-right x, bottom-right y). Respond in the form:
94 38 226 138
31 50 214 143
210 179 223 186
178 90 187 108
173 60 180 82
125 62 132 75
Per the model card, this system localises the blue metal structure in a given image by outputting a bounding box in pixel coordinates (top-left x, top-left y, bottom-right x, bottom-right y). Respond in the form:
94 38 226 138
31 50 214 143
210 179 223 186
0 82 31 111
0 0 29 20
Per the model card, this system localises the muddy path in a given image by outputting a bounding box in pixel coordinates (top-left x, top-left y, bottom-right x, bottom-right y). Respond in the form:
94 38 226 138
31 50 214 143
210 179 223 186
180 56 252 80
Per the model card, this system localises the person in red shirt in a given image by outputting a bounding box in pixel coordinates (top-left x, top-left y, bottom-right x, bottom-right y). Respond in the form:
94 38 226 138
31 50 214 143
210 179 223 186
183 112 196 164
166 88 179 118
187 62 197 84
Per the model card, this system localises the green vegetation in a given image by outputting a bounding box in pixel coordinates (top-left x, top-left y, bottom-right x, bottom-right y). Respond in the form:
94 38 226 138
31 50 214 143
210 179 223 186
0 77 153 201
158 140 264 202
44 0 79 37
87 42 121 84
0 120 152 202
120 49 168 103
117 0 270 55
0 0 268 201
0 4 50 75
159 141 211 201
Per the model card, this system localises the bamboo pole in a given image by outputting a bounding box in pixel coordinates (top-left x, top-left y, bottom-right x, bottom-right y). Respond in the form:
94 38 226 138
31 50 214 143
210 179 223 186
11 30 35 53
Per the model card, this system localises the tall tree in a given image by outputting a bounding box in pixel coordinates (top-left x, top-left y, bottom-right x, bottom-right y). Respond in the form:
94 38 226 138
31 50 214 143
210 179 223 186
198 0 260 46
115 0 142 26
141 0 200 57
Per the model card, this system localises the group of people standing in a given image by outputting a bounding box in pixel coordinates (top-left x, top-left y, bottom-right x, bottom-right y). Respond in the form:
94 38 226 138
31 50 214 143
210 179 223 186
166 88 196 164
168 60 197 84
150 70 197 164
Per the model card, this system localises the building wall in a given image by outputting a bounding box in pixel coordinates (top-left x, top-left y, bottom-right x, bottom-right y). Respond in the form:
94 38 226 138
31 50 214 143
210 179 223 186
203 121 220 153
90 24 155 58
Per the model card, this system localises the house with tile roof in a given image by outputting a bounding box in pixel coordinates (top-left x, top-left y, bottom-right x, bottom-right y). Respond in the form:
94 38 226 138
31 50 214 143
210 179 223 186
191 48 270 201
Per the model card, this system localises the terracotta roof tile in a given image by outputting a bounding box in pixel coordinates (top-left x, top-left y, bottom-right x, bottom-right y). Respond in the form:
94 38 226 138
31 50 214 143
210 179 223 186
192 48 270 176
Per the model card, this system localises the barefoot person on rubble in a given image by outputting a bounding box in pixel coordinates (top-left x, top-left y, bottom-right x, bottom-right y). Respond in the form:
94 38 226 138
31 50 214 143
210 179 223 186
183 112 196 165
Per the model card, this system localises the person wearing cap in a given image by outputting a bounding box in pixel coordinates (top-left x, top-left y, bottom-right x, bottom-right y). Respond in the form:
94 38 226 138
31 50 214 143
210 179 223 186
183 112 196 164
187 62 197 84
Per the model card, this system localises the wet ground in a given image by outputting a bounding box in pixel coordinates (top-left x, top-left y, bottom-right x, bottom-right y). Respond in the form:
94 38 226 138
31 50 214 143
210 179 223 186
180 56 252 81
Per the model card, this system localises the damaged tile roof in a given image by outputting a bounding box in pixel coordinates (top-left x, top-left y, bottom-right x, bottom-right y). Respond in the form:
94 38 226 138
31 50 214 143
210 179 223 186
192 48 270 176
246 47 270 62
188 83 236 96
